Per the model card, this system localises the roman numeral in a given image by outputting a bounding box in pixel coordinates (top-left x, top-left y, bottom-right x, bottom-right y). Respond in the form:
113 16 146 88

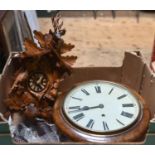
86 119 94 129
121 111 133 118
69 106 80 109
109 88 114 95
103 121 109 131
73 113 85 121
116 119 125 126
122 103 134 107
95 86 101 93
71 96 82 101
117 94 127 100
81 89 90 95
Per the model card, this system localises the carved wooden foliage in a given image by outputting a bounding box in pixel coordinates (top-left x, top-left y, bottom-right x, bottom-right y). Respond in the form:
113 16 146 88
5 14 77 122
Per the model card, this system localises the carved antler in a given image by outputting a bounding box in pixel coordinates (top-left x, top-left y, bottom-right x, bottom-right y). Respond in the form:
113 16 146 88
51 13 65 37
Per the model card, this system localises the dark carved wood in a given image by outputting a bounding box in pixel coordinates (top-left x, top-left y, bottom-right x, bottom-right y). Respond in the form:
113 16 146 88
5 13 77 122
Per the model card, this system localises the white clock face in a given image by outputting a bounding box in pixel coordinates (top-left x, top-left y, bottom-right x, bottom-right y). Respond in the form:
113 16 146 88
63 81 141 133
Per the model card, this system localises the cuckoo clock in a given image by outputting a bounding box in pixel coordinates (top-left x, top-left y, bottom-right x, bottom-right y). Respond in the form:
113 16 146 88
5 14 77 121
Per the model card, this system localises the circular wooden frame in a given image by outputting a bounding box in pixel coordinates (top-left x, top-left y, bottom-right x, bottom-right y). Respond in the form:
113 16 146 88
53 80 151 143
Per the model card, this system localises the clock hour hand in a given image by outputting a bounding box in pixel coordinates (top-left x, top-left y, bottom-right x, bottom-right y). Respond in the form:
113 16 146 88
68 104 104 113
88 104 104 110
36 75 43 84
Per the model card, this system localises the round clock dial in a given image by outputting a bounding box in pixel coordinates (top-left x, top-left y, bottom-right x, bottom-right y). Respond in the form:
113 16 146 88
28 72 48 92
63 81 140 133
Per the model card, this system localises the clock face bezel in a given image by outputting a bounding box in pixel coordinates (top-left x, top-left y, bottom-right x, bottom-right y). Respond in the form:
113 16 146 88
62 80 142 135
27 71 49 93
53 80 151 143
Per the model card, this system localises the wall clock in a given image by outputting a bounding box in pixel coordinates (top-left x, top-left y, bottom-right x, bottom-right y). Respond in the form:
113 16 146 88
53 80 150 143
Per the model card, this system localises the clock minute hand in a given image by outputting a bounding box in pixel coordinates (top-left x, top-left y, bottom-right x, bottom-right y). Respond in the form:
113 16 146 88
68 104 104 113
68 106 89 113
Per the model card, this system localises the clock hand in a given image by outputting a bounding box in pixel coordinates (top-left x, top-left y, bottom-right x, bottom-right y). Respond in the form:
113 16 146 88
88 104 104 110
68 106 89 113
68 104 104 113
36 75 43 84
37 83 44 89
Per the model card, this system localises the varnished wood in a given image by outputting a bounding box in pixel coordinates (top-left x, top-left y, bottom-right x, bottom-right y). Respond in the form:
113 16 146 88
53 81 151 143
5 14 77 121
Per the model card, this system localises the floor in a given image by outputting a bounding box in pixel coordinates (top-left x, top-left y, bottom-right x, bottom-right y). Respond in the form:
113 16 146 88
38 15 155 67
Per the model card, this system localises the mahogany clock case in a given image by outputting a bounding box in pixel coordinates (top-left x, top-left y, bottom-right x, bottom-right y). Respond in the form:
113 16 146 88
0 51 155 144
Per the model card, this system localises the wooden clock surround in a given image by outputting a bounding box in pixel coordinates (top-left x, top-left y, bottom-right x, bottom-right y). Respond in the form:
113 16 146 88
53 83 151 143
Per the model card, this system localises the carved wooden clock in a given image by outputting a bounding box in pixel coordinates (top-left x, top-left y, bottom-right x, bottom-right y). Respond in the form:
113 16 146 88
5 14 77 121
53 80 150 143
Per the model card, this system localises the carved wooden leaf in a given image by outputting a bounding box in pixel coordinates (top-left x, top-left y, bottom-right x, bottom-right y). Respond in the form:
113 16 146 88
34 30 54 49
5 98 22 111
60 43 75 54
22 92 36 106
14 70 28 81
11 71 28 91
21 39 50 58
33 30 46 48
61 55 77 66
